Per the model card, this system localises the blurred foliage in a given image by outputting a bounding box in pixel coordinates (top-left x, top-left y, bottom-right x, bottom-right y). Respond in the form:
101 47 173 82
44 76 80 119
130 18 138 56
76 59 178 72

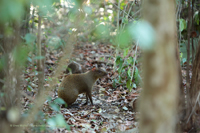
114 51 141 91
178 4 200 65
0 0 25 23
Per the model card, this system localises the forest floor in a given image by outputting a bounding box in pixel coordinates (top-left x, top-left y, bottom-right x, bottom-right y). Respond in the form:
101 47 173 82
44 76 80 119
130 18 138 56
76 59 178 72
23 42 142 132
22 41 191 132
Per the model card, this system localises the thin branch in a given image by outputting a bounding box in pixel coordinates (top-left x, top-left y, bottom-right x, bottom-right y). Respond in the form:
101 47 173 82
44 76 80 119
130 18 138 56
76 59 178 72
113 3 134 21
113 0 121 71
120 1 132 29
131 40 139 81
122 1 135 30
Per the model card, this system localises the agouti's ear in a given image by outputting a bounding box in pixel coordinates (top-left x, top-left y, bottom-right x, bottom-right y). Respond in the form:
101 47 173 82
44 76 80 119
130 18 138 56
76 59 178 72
92 67 96 71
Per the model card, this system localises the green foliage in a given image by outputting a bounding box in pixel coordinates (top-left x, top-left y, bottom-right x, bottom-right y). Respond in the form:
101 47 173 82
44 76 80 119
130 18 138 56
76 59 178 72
13 46 29 67
39 97 69 129
179 19 187 32
116 28 132 49
49 103 60 112
24 33 36 45
33 56 45 60
122 17 129 25
27 85 33 91
179 40 196 65
114 53 140 91
95 23 110 39
32 0 55 15
194 11 200 25
134 66 140 85
54 97 66 105
48 97 67 111
83 6 93 15
47 114 70 130
0 0 25 23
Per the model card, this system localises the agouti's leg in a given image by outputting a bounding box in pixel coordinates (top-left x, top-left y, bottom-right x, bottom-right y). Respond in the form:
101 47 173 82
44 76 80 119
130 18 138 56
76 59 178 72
83 92 93 106
83 94 89 106
87 92 93 105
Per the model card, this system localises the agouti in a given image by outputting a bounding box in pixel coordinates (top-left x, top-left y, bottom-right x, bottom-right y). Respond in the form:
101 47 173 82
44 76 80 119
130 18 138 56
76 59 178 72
66 61 83 74
58 68 107 106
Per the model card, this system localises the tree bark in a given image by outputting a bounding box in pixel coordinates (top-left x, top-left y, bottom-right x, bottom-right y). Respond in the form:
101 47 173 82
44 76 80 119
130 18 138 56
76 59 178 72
37 15 45 97
186 0 191 114
188 42 200 131
139 0 179 132
0 21 22 133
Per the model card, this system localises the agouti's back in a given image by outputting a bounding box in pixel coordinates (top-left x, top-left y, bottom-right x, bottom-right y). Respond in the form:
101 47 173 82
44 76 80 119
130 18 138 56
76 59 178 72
58 68 107 105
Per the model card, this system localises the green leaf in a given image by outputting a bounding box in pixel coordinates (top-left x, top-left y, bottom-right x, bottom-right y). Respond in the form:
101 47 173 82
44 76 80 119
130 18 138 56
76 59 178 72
134 67 140 86
122 17 129 24
126 79 132 91
117 29 132 49
118 61 123 74
112 79 116 88
123 48 129 57
56 114 69 128
194 11 200 25
179 19 186 32
95 23 110 39
47 117 56 129
33 56 45 60
115 56 122 65
54 98 66 105
118 75 122 83
132 83 137 88
127 57 134 65
24 33 36 45
83 6 92 14
47 114 70 129
127 68 131 77
49 103 60 112
27 57 32 62
47 96 52 102
27 85 33 91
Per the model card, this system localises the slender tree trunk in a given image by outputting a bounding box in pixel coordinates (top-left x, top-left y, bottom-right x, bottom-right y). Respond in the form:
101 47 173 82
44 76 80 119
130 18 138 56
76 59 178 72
139 0 179 132
186 0 191 114
37 15 45 97
191 0 194 64
188 42 200 131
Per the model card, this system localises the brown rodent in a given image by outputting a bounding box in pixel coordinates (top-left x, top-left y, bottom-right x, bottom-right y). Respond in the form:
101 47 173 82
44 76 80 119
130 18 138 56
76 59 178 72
58 68 107 106
66 61 83 74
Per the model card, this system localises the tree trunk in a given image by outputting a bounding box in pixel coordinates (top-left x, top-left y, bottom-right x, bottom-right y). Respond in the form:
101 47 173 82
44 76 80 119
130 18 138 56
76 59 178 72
186 0 192 117
188 42 200 131
139 0 179 132
0 21 22 133
37 15 45 97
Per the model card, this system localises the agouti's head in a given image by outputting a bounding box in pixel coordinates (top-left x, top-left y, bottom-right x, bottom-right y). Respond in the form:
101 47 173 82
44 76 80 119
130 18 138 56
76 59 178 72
90 68 107 79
